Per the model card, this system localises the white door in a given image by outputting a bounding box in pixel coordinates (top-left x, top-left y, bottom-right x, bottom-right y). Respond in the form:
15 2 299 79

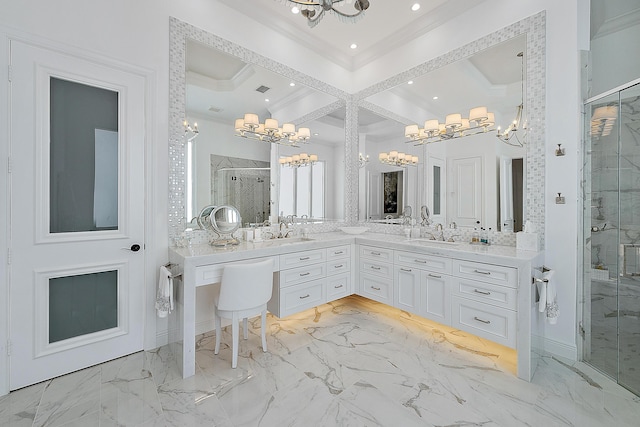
9 41 146 390
448 156 483 227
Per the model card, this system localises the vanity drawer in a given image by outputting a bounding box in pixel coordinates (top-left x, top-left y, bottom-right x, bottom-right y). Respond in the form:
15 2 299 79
452 277 517 310
451 296 516 348
327 245 351 260
452 260 517 288
280 249 326 270
359 260 392 278
279 263 326 288
279 278 326 318
359 245 393 262
327 258 351 276
359 273 393 304
195 256 277 286
327 273 351 301
395 251 452 274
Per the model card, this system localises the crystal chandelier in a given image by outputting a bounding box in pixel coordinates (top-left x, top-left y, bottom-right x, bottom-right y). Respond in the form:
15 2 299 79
283 0 370 28
496 52 527 147
379 151 418 167
235 113 311 146
279 153 319 167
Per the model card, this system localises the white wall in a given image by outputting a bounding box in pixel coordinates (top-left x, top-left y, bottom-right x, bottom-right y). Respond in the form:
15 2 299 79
0 0 587 394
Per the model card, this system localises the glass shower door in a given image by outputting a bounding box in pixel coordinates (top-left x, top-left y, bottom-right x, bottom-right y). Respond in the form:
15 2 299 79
583 82 640 396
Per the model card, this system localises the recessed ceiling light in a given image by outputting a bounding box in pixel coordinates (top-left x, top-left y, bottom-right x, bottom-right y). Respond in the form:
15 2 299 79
408 80 414 85
290 82 296 87
350 43 358 49
433 96 438 100
411 3 421 12
291 6 300 14
265 98 270 102
314 133 319 136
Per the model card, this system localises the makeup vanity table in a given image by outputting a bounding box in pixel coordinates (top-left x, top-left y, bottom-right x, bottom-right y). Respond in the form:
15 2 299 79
168 232 543 381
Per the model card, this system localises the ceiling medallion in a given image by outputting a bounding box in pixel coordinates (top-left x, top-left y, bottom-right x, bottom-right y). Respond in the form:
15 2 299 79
284 0 370 28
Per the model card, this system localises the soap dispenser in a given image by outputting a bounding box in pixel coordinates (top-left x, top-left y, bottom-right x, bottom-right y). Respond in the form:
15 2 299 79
471 221 480 243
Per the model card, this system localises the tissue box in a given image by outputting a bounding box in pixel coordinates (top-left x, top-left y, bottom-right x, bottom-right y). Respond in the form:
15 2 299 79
516 232 540 251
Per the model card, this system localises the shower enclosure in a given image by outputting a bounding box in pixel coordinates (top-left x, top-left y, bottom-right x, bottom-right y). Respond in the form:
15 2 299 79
582 80 640 396
215 167 270 227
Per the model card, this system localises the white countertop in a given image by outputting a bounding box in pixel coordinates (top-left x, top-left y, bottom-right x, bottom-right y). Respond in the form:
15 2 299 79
169 231 542 268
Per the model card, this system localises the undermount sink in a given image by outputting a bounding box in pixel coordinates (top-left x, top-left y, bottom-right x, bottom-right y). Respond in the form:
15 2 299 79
261 236 314 245
409 238 460 246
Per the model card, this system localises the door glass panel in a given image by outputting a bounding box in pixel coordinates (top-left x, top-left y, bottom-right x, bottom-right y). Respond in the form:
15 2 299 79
50 77 119 233
433 166 441 215
311 162 325 218
49 270 118 343
618 83 640 395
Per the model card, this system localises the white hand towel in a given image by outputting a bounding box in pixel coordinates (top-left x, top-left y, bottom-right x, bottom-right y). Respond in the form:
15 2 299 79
533 268 558 324
155 266 174 318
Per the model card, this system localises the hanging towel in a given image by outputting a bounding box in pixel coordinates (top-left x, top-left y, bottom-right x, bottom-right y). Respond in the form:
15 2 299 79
534 268 558 324
155 265 174 318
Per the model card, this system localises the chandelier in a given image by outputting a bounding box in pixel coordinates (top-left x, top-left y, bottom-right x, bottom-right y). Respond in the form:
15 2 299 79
404 108 496 145
379 151 418 167
496 52 527 147
183 120 199 142
235 113 311 146
283 0 370 28
279 153 318 168
590 105 617 138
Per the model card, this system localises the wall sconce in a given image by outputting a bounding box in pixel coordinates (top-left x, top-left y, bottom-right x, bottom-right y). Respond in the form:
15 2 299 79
183 120 199 142
359 153 370 168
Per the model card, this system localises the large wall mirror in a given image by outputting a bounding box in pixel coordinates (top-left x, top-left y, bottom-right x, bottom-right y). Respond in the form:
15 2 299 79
169 18 348 239
354 12 545 243
358 36 527 231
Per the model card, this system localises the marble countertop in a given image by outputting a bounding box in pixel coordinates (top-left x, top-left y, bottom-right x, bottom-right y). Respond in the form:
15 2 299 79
170 231 542 268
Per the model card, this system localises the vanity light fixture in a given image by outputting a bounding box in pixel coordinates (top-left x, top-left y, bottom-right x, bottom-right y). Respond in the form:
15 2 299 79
379 151 418 167
404 107 496 145
183 120 199 142
279 153 318 168
496 52 528 147
234 113 311 146
359 153 370 168
280 0 370 28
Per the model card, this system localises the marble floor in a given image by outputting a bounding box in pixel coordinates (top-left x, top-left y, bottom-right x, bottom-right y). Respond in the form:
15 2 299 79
2 295 640 427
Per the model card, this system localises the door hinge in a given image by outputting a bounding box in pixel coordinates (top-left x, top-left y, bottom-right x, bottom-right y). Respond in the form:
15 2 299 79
578 321 585 339
6 340 11 356
7 156 12 174
7 65 12 82
6 248 11 265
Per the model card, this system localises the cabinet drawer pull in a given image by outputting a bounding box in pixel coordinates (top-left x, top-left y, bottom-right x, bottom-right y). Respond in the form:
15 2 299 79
299 256 311 261
299 272 310 277
334 264 344 269
474 289 491 295
334 251 344 255
299 294 310 299
371 266 381 270
371 286 381 291
428 273 441 278
414 259 427 263
371 251 381 256
334 284 344 289
474 316 491 324
400 268 412 272
473 269 491 275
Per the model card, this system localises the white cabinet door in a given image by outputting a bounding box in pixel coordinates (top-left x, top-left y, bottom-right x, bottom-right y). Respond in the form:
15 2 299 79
394 266 420 314
420 272 451 325
448 156 482 227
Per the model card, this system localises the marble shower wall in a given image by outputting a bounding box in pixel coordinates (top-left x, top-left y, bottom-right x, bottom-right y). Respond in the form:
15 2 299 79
589 95 640 277
210 155 270 226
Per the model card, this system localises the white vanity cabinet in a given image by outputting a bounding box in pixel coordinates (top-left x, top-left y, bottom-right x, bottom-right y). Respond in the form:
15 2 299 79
358 245 394 304
394 251 452 324
269 245 354 318
450 259 518 348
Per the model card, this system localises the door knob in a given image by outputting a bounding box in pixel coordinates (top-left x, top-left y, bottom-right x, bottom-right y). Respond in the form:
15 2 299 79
122 244 141 252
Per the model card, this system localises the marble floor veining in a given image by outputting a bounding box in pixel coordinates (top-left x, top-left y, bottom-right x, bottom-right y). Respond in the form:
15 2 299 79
2 295 640 426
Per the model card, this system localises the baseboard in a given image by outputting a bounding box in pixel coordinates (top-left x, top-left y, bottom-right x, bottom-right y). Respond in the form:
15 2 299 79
543 336 578 361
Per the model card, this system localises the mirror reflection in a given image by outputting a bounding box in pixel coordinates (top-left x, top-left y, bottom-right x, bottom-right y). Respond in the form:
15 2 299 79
359 35 527 231
185 39 342 227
